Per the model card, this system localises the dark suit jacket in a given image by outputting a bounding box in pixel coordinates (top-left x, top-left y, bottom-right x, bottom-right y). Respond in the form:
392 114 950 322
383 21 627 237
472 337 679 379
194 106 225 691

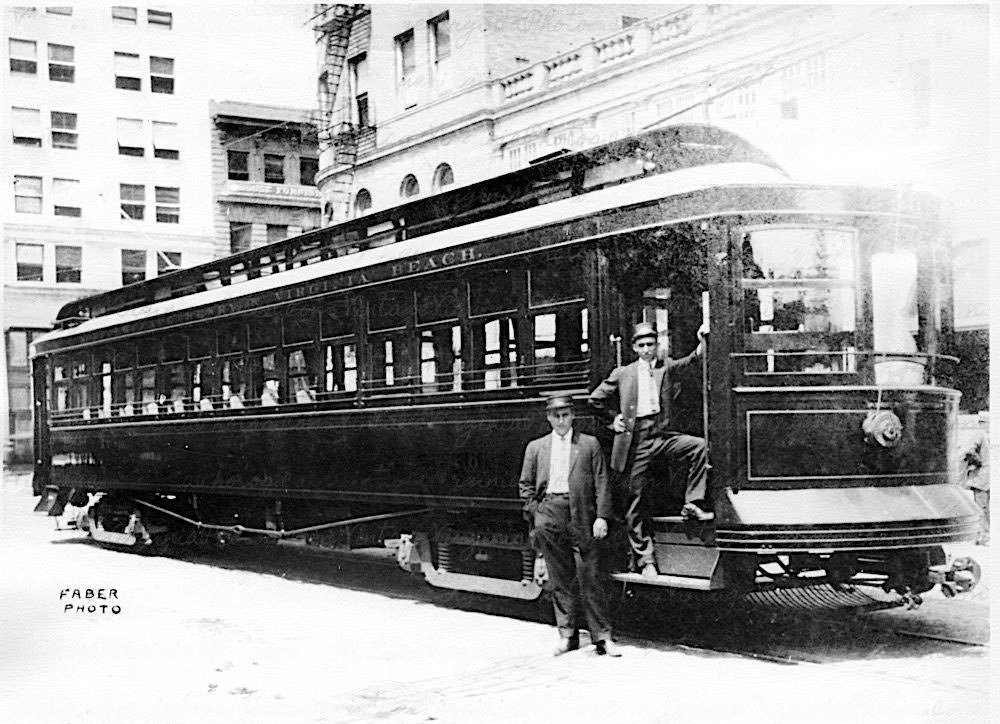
518 430 612 547
588 349 699 472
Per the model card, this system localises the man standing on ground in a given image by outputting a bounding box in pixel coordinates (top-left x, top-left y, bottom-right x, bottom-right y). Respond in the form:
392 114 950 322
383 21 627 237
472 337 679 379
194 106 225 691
519 395 620 656
589 322 710 580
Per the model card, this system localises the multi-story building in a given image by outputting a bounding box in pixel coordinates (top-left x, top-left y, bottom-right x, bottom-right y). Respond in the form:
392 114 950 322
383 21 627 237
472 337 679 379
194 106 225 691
316 3 989 408
2 5 217 462
210 101 321 259
2 4 317 464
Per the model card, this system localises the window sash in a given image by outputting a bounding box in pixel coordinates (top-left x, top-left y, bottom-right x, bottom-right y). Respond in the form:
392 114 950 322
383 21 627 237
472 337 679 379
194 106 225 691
154 186 179 204
112 6 138 23
52 177 80 206
50 110 76 130
48 43 73 61
120 183 145 202
14 175 42 213
114 51 140 73
150 56 173 74
12 107 41 139
16 243 44 281
396 30 415 77
148 9 172 28
299 157 318 186
46 7 72 15
152 121 179 150
227 150 249 180
264 154 285 183
116 117 144 149
431 14 450 62
121 250 146 284
55 245 82 283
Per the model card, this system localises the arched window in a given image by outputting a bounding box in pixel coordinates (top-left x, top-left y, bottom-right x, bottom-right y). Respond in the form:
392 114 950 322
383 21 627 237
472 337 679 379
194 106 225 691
322 201 334 224
354 188 372 216
400 174 420 198
432 163 454 191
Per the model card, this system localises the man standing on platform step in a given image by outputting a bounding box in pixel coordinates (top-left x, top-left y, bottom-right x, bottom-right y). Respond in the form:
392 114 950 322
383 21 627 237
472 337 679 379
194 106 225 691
519 395 620 656
589 322 711 580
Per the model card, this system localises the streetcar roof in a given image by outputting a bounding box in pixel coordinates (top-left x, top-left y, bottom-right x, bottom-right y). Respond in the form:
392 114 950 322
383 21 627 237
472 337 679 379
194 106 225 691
33 162 787 352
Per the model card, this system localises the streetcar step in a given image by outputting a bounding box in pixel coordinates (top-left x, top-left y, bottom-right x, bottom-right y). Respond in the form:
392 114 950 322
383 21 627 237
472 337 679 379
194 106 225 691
610 572 714 590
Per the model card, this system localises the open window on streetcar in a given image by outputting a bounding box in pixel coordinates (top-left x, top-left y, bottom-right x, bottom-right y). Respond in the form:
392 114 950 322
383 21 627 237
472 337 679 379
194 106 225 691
417 277 462 393
467 266 520 390
367 287 417 391
320 296 357 399
528 251 589 387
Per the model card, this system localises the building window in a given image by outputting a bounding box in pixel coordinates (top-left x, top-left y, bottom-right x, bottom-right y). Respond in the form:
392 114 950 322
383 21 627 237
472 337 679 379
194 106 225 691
11 106 41 146
264 154 285 184
780 98 798 120
147 9 172 29
50 110 77 148
52 177 81 217
157 251 181 275
432 163 454 191
154 186 179 223
395 29 415 80
116 117 144 156
229 222 252 253
266 224 288 244
354 189 372 215
227 150 249 181
120 183 145 220
400 174 420 198
15 243 43 281
14 175 42 213
114 51 141 90
121 249 146 285
910 58 931 129
150 56 174 94
46 7 73 15
152 121 179 159
349 53 370 127
429 12 450 63
9 38 37 75
47 43 74 82
299 157 318 186
111 6 137 24
55 245 82 283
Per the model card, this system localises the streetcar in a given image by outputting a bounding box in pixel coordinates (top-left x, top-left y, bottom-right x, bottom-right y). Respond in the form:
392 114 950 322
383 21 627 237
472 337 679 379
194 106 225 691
30 124 981 605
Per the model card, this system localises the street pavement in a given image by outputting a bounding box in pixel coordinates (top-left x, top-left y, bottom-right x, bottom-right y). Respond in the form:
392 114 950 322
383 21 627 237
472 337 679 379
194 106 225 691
0 468 992 724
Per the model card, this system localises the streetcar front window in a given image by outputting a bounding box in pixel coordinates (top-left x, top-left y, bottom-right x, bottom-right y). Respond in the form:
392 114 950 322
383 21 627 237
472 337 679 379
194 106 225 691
741 227 857 374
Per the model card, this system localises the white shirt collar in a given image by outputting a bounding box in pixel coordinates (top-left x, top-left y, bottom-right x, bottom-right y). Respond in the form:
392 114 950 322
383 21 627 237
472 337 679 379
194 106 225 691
552 427 573 442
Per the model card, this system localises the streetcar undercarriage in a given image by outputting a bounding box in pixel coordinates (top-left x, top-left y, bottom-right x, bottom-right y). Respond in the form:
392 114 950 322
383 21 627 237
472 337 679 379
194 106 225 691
46 488 981 609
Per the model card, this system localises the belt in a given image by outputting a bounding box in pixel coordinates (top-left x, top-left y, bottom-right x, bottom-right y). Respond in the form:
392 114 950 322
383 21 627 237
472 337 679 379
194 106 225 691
544 492 570 498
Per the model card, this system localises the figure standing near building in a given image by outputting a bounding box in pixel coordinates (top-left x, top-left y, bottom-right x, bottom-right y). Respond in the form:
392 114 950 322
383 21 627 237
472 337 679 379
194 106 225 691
589 322 710 579
963 411 990 545
518 395 619 656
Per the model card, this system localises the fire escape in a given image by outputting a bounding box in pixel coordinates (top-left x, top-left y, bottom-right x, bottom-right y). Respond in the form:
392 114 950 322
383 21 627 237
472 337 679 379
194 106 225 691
314 4 365 222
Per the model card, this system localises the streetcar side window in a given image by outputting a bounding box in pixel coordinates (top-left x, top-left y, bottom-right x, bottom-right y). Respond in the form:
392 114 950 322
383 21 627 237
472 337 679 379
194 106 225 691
417 277 462 392
467 267 522 390
112 344 136 416
320 297 358 398
52 356 70 413
95 348 113 418
367 288 417 391
740 227 857 375
162 333 187 412
284 306 320 403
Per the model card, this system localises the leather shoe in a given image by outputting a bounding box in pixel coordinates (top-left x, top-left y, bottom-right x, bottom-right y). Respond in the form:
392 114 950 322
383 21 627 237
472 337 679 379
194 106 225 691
640 562 659 580
595 639 622 657
681 502 715 522
553 636 580 656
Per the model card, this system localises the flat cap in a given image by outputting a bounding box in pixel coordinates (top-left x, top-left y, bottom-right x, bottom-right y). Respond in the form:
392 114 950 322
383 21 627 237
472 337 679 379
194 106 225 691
631 322 658 343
